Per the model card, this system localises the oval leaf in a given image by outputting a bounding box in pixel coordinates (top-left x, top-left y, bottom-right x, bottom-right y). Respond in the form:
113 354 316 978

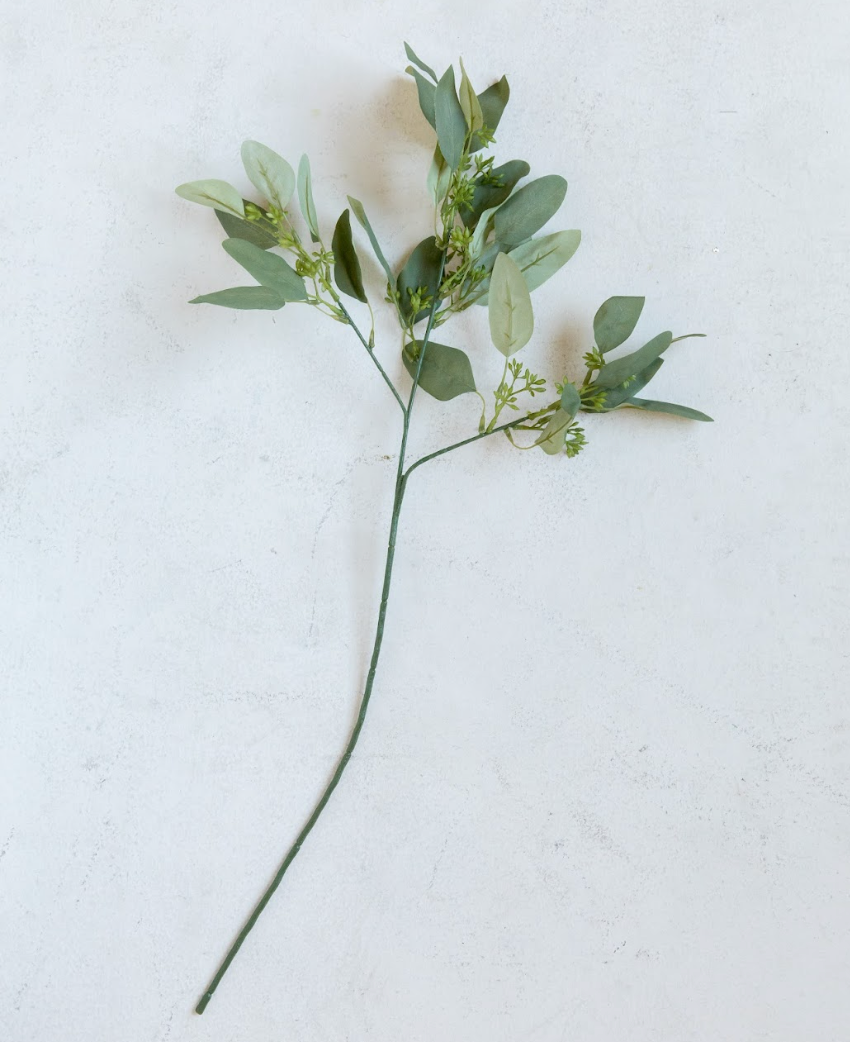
593 296 645 353
332 210 367 303
470 76 509 152
222 238 307 301
598 358 664 410
215 203 278 249
397 236 443 324
348 195 394 286
401 340 477 401
535 409 573 455
189 286 285 310
297 155 320 243
626 398 713 422
595 331 673 389
560 382 582 419
493 175 567 247
507 230 581 293
241 141 295 211
460 159 530 229
435 66 467 171
176 179 244 218
488 252 533 356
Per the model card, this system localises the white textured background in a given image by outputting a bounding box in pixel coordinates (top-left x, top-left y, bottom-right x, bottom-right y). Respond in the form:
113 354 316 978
2 1 849 1039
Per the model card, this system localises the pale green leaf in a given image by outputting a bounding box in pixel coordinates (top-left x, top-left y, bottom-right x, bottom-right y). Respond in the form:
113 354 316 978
435 66 467 170
535 409 573 454
488 252 533 356
593 296 645 353
348 196 394 285
426 145 451 206
507 230 581 293
493 175 567 246
297 154 320 243
189 286 285 310
402 339 477 400
458 59 484 134
332 209 367 303
560 382 582 419
240 141 295 212
176 179 244 217
222 237 307 301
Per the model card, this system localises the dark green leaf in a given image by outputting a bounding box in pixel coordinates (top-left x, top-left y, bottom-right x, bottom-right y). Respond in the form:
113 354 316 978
626 398 713 422
215 202 278 249
297 155 320 243
435 66 467 170
460 159 530 229
470 76 509 152
404 42 438 82
402 339 477 400
397 236 443 324
593 296 645 353
493 175 568 246
560 382 581 419
332 209 367 303
406 66 436 129
348 195 394 285
221 238 307 301
598 358 664 409
189 286 285 310
595 331 673 389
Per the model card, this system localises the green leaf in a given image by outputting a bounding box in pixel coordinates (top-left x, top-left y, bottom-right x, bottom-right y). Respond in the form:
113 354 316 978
297 155 320 243
460 159 530 229
426 145 452 206
488 252 533 356
560 382 581 419
493 175 568 246
595 331 673 389
598 358 664 409
402 339 477 400
506 230 581 293
470 76 510 152
435 66 467 171
348 196 394 286
397 236 443 324
535 408 573 454
593 296 645 353
458 59 484 134
626 398 713 422
403 42 438 82
221 238 307 301
175 179 244 217
189 286 285 310
406 66 437 130
215 204 278 249
331 209 367 303
240 141 295 212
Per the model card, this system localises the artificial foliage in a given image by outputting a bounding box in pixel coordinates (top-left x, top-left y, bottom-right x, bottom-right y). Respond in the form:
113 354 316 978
176 43 712 1014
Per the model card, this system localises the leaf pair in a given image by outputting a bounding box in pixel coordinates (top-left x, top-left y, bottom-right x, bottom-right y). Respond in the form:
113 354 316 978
191 238 307 310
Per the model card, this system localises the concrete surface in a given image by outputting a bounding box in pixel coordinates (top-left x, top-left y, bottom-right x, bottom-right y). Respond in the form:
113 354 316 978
2 1 849 1039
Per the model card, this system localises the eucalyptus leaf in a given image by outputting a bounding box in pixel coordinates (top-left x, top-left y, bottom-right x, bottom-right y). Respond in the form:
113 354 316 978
626 398 713 422
215 205 278 249
407 67 437 129
397 236 443 323
507 230 581 293
435 66 467 171
595 331 673 389
402 339 476 401
222 238 307 301
593 296 645 353
460 159 530 229
535 409 573 455
426 145 452 206
488 252 534 356
332 210 367 303
458 59 484 134
493 175 567 246
297 155 320 243
598 358 664 409
240 141 295 211
403 42 438 82
189 286 285 310
470 76 510 152
560 382 582 419
348 196 394 286
175 179 244 217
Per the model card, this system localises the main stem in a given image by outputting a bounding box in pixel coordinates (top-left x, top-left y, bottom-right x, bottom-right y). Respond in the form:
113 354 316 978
195 256 447 1015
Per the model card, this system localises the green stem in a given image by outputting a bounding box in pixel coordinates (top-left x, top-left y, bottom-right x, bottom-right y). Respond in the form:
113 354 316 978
195 252 447 1016
335 298 406 414
405 414 532 479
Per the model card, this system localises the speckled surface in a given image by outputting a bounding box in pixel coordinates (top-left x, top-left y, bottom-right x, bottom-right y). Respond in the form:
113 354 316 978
2 2 849 1039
